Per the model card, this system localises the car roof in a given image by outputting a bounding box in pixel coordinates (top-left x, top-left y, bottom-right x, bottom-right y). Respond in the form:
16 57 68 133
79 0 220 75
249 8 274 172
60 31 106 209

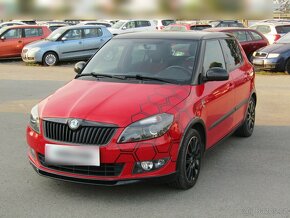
205 27 253 32
114 31 232 40
251 22 290 26
4 25 47 29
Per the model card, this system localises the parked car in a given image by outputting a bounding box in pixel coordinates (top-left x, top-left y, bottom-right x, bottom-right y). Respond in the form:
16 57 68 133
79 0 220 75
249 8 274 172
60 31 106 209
252 32 290 74
97 19 119 25
46 24 68 32
108 20 156 35
0 25 51 58
153 19 175 30
205 27 269 59
250 22 290 44
0 21 26 29
13 19 37 25
164 23 211 31
78 21 112 27
209 20 244 27
22 25 112 66
27 31 256 189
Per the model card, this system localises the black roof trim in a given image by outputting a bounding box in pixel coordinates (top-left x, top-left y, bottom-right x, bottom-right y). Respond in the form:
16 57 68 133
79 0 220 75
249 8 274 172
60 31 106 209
113 31 233 40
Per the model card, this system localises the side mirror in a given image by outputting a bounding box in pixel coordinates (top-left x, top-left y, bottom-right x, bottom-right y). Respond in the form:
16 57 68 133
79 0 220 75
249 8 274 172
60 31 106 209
61 37 67 41
204 67 229 81
74 61 86 74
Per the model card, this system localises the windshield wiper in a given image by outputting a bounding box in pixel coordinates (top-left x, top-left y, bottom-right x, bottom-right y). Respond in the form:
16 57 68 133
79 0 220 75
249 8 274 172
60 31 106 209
75 72 125 80
116 74 180 84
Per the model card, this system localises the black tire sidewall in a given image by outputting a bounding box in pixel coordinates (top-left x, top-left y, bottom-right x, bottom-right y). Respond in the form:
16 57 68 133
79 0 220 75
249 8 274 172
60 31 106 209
43 52 58 66
176 129 202 189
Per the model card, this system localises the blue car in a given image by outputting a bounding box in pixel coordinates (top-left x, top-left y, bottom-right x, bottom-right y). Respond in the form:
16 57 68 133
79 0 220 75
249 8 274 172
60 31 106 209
22 25 112 66
252 32 290 74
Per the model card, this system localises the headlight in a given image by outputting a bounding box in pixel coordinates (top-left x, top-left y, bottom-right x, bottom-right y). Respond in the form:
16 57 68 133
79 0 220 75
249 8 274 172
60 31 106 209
267 53 280 58
30 105 40 133
118 113 174 143
28 47 41 53
252 51 257 57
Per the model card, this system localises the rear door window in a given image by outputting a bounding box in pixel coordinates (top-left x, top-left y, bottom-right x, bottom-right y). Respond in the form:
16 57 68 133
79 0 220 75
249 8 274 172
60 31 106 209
203 40 226 73
232 31 252 42
24 28 43 37
83 28 102 38
220 39 243 72
249 31 263 40
136 21 151 27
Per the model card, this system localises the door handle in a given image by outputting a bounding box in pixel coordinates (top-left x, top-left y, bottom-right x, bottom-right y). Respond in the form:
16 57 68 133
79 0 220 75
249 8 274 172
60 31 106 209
18 40 22 43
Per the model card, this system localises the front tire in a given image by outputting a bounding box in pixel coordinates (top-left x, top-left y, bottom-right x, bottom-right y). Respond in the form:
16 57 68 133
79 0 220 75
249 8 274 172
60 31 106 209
236 97 256 137
169 129 202 190
43 52 58 66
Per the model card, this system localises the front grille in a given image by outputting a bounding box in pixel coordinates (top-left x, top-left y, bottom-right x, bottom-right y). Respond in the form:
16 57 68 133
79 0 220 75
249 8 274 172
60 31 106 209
43 119 117 145
38 154 124 177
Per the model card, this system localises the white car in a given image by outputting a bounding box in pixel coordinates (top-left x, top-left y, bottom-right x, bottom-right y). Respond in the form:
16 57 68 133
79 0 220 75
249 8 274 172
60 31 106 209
153 19 175 30
250 22 290 44
78 21 112 28
108 20 156 35
0 21 26 29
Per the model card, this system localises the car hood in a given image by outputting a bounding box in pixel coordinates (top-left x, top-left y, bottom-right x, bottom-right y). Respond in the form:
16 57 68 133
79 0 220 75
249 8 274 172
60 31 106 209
258 43 290 54
24 39 54 49
39 79 191 127
107 28 121 34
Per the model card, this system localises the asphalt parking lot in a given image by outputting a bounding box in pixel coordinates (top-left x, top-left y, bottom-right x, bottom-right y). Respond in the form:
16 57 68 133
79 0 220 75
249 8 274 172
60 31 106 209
0 60 290 218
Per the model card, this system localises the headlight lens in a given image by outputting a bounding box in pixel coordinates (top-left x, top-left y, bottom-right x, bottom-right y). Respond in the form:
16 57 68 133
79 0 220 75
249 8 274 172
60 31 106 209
267 53 280 58
252 51 257 57
30 105 40 133
118 113 174 143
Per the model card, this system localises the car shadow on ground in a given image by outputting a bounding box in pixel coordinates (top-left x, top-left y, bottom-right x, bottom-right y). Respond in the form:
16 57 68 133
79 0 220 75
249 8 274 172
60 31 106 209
37 124 290 201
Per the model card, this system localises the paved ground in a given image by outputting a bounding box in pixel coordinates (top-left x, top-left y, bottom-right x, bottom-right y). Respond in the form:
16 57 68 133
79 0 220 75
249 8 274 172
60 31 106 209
0 60 290 218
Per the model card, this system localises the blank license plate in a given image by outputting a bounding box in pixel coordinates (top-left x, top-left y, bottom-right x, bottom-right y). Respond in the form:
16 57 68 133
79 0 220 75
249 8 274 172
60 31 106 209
45 144 100 166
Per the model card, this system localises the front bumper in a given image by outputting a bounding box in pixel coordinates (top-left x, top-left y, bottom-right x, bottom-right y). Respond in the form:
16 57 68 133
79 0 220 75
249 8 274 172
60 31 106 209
252 57 284 71
30 161 177 186
27 125 180 185
21 51 43 63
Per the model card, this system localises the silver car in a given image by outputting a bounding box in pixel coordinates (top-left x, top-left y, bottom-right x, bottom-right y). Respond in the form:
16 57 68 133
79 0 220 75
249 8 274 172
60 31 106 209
22 25 112 66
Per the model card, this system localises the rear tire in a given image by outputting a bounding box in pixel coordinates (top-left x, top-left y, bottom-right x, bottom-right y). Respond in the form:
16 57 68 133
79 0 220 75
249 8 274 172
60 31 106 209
235 97 256 137
168 129 202 190
43 52 58 66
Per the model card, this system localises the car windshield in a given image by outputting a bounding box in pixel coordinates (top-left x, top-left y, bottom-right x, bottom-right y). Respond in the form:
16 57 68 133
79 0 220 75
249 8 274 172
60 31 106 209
276 32 290 43
80 38 199 84
111 21 126 29
46 28 66 41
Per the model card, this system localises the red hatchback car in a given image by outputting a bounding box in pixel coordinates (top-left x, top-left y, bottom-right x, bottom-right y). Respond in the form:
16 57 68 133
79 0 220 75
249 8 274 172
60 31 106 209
205 27 269 59
27 32 256 189
0 25 51 58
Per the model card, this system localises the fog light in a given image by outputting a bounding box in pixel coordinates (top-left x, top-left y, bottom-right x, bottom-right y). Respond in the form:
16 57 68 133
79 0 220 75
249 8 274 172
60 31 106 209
133 158 169 174
141 161 154 171
29 147 36 159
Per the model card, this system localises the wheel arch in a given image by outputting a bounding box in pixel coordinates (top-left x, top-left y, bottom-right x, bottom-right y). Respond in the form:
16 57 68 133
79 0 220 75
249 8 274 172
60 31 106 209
42 50 59 62
179 117 207 156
